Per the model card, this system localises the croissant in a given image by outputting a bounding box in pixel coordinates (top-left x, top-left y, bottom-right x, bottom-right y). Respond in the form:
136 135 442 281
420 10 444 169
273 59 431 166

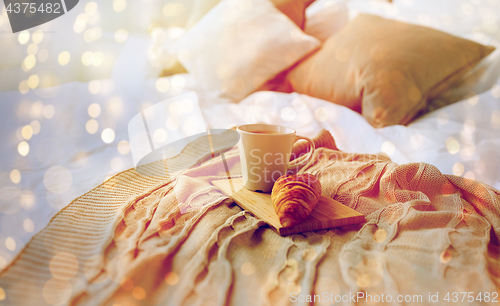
271 174 322 228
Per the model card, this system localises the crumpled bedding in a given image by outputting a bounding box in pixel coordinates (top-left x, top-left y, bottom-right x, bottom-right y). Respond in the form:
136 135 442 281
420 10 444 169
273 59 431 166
1 131 499 306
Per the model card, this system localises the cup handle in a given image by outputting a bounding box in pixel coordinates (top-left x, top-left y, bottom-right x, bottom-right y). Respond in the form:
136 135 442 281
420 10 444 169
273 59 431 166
288 135 315 171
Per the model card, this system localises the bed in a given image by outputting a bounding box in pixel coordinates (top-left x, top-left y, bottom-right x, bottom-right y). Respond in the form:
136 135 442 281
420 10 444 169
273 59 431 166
0 0 499 305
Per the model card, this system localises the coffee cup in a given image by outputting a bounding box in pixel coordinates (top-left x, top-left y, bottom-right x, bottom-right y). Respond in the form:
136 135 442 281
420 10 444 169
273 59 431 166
236 124 315 192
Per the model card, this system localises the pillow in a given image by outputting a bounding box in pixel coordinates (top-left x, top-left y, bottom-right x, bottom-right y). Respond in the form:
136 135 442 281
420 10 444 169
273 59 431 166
170 0 320 103
287 14 495 127
304 0 349 42
155 0 314 78
346 0 500 121
186 0 315 29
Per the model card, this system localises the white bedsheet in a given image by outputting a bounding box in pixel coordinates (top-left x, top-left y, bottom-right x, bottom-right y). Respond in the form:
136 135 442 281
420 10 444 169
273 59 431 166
0 35 190 267
1 14 500 272
2 70 499 270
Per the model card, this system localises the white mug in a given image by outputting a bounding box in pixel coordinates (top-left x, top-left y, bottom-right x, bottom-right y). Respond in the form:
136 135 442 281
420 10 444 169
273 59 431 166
236 124 315 192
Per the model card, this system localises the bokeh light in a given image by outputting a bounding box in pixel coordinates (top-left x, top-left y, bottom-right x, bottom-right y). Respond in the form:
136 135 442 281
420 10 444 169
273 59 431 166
88 103 101 118
30 101 43 118
23 55 36 70
464 171 475 180
408 86 422 102
27 43 38 55
50 252 79 280
92 52 104 66
156 78 170 92
106 97 123 116
171 75 186 90
84 27 103 43
356 274 371 287
381 141 395 156
19 190 36 210
101 128 115 143
117 140 130 155
163 3 178 17
5 237 16 251
88 80 102 94
18 141 30 156
85 2 98 15
43 278 72 305
446 137 460 154
74 14 89 33
113 0 127 12
373 228 387 243
240 262 256 276
10 169 21 184
462 3 474 16
121 278 134 291
58 51 71 66
314 107 329 122
32 30 43 43
43 105 55 119
21 126 33 141
27 74 39 89
132 287 146 300
23 218 34 232
82 51 93 66
18 30 30 44
452 162 465 176
467 92 479 105
153 128 168 144
165 272 178 285
37 48 49 63
86 119 99 134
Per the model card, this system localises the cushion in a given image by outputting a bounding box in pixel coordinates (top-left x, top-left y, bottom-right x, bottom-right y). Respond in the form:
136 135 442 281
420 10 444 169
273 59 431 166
347 0 500 115
186 0 314 29
160 0 314 78
170 0 320 103
287 14 495 127
304 0 349 42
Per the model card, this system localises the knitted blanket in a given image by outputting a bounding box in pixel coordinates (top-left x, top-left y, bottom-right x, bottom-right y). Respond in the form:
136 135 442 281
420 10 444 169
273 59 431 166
1 130 499 306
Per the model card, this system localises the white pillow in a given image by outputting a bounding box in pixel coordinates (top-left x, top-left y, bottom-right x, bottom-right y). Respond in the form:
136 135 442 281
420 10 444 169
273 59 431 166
304 0 350 42
169 0 320 103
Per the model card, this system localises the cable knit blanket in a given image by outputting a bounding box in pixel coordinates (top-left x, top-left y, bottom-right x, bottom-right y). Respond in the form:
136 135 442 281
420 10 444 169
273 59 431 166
1 130 499 306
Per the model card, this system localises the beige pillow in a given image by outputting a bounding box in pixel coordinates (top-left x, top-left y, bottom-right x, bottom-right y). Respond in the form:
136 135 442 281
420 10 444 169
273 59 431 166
287 14 495 127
